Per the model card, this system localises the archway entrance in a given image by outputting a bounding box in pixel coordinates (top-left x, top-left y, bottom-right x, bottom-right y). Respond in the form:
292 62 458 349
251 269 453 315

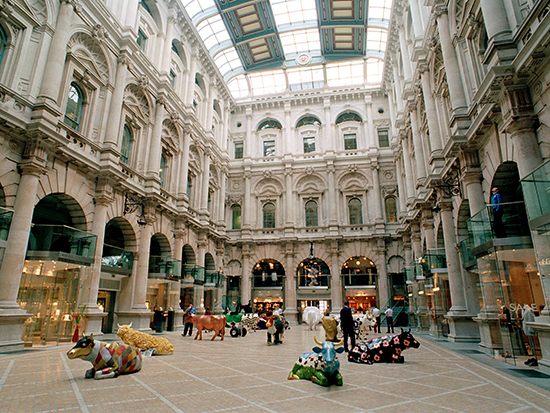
342 256 377 313
252 259 285 314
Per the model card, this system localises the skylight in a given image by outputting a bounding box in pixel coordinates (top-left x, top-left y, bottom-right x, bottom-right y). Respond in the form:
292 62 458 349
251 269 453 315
182 0 393 99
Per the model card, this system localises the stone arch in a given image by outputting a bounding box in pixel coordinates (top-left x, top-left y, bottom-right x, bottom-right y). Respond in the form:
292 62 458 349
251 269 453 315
182 244 196 265
124 84 151 121
67 31 112 84
387 255 405 273
205 252 216 272
254 177 283 197
226 259 242 277
295 174 326 194
161 119 179 152
338 171 369 191
104 217 138 252
150 232 171 257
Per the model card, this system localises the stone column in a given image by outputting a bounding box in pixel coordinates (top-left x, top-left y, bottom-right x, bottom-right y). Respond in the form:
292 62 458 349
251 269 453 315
420 70 443 155
436 10 467 112
80 188 113 335
284 243 297 324
507 120 543 179
398 28 412 81
214 243 224 314
37 0 76 104
479 0 511 41
133 216 153 308
401 136 415 201
200 149 211 216
439 200 467 313
123 0 140 28
172 224 185 327
245 107 252 158
161 13 175 75
377 239 389 307
409 0 424 38
0 145 47 351
460 149 485 215
243 170 251 229
241 244 251 306
179 130 191 201
371 164 383 223
186 48 198 106
194 236 206 313
284 166 294 230
327 162 337 226
330 241 343 313
409 109 427 182
103 53 130 147
218 168 227 225
284 101 291 154
147 98 166 176
365 96 376 148
395 154 407 214
324 98 331 152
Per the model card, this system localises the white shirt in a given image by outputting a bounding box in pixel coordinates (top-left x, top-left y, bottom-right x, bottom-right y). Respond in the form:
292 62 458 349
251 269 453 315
385 307 393 317
372 308 380 317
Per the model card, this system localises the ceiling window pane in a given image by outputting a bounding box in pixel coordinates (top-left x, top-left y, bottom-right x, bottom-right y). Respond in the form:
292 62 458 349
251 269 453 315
183 0 217 19
287 66 324 91
214 48 243 76
366 28 388 53
249 70 286 95
368 0 393 20
270 0 318 27
365 57 384 84
228 74 250 99
326 60 364 87
279 28 321 56
197 14 231 50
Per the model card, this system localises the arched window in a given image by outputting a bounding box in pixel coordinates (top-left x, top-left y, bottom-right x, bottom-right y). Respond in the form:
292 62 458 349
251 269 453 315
257 119 282 131
348 198 363 225
159 154 167 187
64 83 84 131
335 112 363 125
305 200 318 227
263 203 275 228
120 125 132 164
385 196 397 223
231 205 242 230
296 116 321 128
0 26 7 67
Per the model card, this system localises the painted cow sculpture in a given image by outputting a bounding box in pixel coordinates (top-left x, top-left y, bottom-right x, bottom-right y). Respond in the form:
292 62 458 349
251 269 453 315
288 336 345 386
67 334 142 379
117 323 173 355
188 313 226 340
348 329 420 364
302 306 322 330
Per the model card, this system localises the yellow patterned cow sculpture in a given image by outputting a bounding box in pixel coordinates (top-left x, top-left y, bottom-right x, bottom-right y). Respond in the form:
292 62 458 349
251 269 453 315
116 323 174 355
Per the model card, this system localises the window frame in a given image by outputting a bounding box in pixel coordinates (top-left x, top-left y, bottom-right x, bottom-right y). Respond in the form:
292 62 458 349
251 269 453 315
348 197 363 225
385 196 398 223
344 133 357 150
305 199 318 227
378 129 389 148
64 82 85 131
303 136 315 153
231 204 242 230
263 140 275 157
262 202 276 229
234 141 243 159
120 124 133 164
137 29 147 51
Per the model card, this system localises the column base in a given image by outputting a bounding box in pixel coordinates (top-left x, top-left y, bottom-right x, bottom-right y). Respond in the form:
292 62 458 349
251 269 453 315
473 313 501 355
0 310 28 353
116 310 152 331
284 309 298 325
173 308 184 330
445 313 480 342
83 308 106 337
526 315 550 376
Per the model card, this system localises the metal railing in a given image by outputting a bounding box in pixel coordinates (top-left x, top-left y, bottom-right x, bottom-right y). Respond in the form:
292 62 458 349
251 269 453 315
27 224 97 260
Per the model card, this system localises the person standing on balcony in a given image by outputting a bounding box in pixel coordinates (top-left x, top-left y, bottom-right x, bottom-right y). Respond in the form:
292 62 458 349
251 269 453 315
491 187 506 238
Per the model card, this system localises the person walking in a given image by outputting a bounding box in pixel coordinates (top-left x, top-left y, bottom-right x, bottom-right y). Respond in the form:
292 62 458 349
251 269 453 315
385 305 394 334
182 304 196 337
372 305 381 333
340 301 355 352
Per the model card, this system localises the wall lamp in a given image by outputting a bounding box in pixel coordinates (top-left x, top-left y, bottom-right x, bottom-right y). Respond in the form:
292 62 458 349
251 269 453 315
123 194 147 227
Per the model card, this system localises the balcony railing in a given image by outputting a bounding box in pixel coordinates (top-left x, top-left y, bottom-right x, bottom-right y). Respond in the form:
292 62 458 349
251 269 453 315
521 160 550 225
0 207 13 242
342 272 376 287
458 237 476 268
148 256 181 280
26 224 97 264
298 274 329 288
205 270 223 286
101 244 134 274
182 264 204 283
253 273 284 288
421 248 447 274
468 201 530 248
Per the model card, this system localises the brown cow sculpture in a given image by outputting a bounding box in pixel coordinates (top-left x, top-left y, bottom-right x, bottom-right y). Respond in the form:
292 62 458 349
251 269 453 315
188 313 226 340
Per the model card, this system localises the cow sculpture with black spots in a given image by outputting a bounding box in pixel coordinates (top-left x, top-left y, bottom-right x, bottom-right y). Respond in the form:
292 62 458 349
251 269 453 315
288 336 345 386
67 334 142 379
348 329 420 364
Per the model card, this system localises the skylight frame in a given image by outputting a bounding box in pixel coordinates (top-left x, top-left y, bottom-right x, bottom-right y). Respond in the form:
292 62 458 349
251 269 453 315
270 0 319 28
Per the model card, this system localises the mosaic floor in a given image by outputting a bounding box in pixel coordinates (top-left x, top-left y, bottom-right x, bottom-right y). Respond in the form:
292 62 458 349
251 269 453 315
1 325 549 413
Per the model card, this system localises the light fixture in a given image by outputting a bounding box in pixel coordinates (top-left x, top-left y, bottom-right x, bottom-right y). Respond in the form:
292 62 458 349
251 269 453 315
124 193 147 227
418 291 425 295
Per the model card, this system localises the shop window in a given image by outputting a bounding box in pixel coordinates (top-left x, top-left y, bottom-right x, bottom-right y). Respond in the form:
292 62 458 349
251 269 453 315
137 29 147 51
263 140 275 157
64 83 84 131
120 125 132 164
234 141 243 159
305 200 318 227
385 196 397 222
378 129 389 147
348 197 363 225
303 136 315 153
263 202 275 228
344 133 357 150
231 205 241 229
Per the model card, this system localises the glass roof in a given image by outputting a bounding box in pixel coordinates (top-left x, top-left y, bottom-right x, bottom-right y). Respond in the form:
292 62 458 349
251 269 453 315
183 0 392 99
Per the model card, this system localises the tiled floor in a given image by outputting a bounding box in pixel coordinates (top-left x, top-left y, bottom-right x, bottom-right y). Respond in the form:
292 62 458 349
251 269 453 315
1 326 549 413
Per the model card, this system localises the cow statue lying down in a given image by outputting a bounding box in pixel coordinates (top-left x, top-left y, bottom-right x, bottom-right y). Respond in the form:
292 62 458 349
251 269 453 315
348 329 420 364
288 336 345 386
117 323 173 355
187 313 226 340
67 334 142 379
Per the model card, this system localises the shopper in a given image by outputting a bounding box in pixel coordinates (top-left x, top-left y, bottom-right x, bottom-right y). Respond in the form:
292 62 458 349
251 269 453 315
372 305 381 333
385 305 394 334
340 301 355 352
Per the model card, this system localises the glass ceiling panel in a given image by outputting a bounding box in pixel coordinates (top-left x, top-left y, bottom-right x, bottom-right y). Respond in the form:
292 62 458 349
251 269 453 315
287 65 324 90
366 28 388 53
279 28 321 56
197 14 231 51
249 70 287 96
183 0 217 20
214 48 243 76
228 74 250 98
270 0 318 27
326 60 364 87
365 57 384 84
368 0 392 20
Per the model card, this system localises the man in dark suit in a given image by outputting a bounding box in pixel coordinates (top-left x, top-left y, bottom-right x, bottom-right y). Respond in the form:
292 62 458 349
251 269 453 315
340 301 355 352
